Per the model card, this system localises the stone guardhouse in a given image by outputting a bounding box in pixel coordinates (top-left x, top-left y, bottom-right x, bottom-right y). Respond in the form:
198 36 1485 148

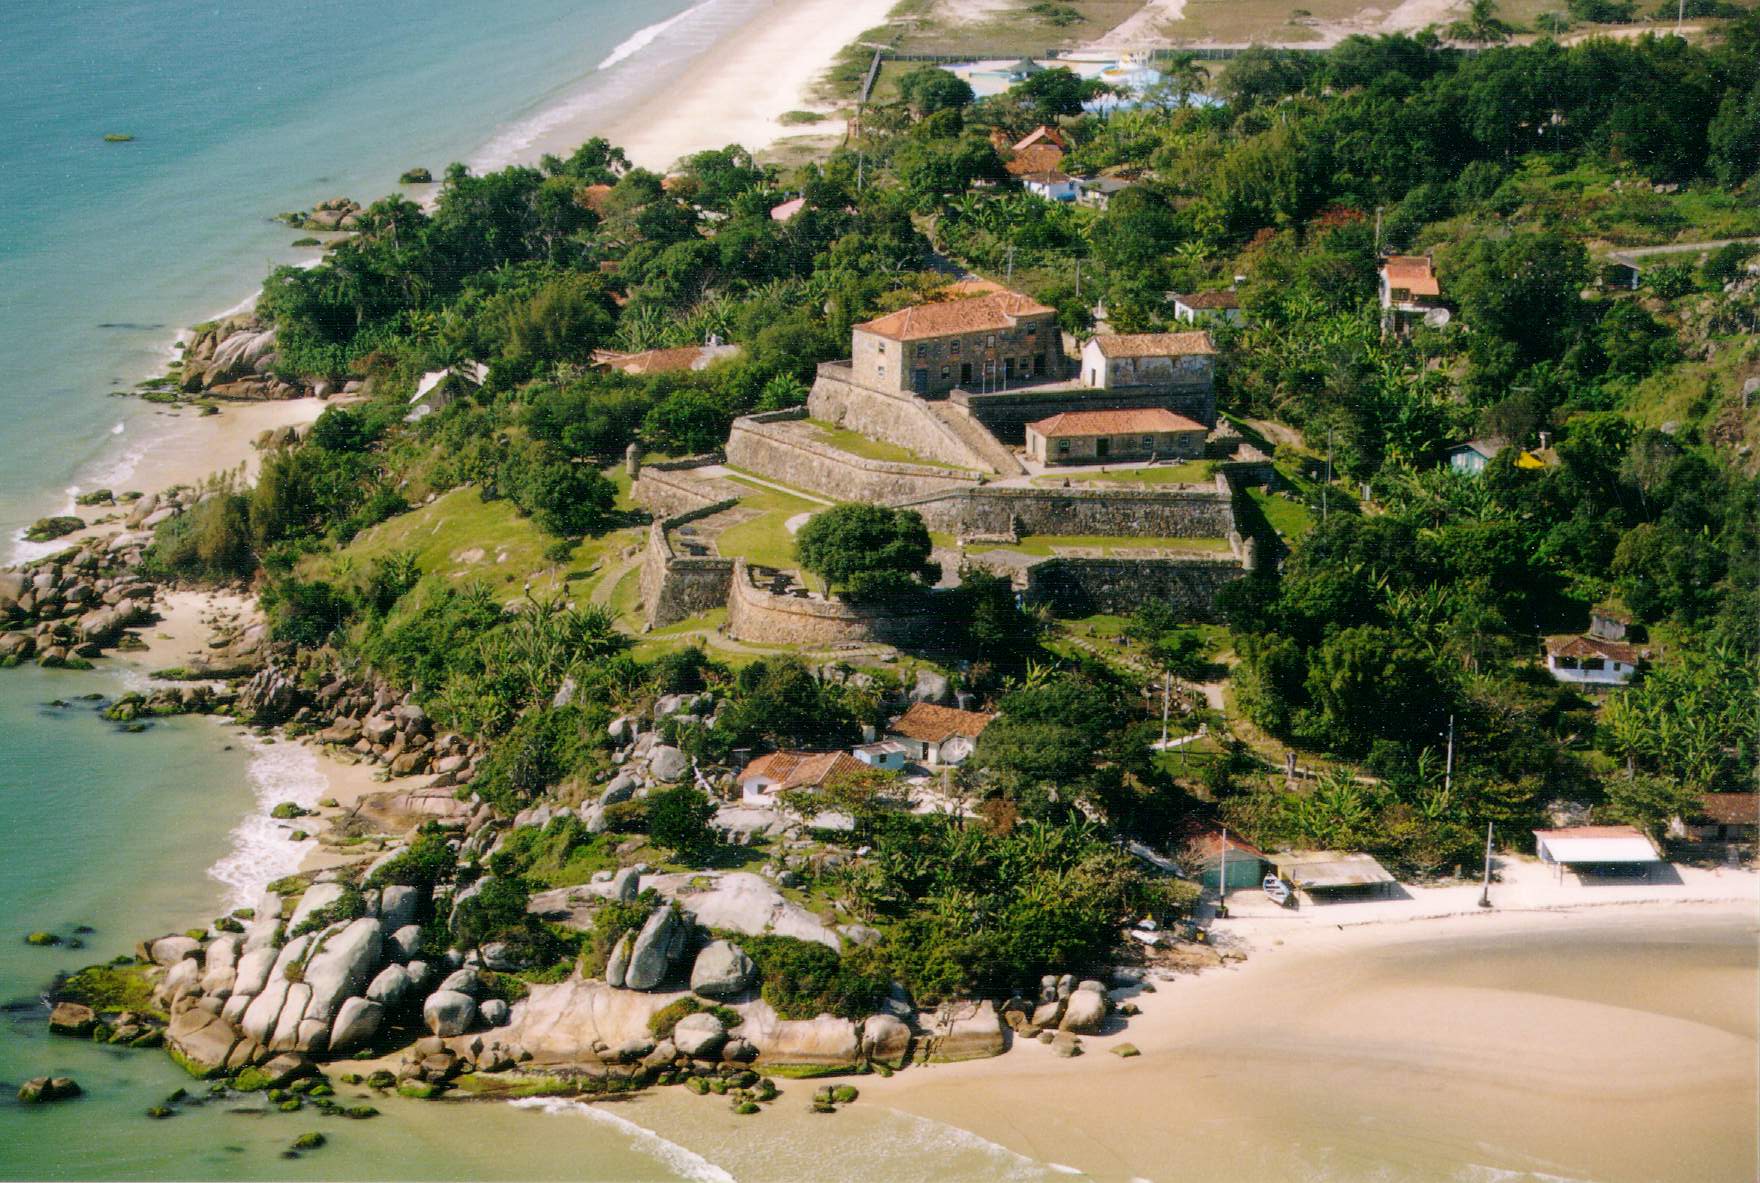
1026 407 1207 465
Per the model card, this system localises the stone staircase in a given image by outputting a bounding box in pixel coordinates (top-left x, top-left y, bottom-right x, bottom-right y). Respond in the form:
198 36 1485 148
929 401 1025 477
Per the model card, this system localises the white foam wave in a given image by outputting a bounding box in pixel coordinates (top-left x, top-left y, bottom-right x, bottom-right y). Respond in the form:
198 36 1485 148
888 1112 1086 1180
207 734 328 909
111 421 125 435
598 0 716 70
508 1096 736 1183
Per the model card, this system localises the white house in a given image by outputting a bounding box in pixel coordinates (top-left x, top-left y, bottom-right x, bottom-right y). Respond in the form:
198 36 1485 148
887 703 994 766
853 740 909 771
1170 290 1243 326
1543 634 1639 687
1079 331 1216 391
1021 169 1081 202
736 750 867 804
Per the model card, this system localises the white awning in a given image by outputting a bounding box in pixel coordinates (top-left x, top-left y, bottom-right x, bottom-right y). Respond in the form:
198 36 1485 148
1535 829 1659 864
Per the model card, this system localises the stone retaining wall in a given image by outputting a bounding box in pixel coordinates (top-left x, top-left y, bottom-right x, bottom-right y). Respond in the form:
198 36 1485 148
806 365 998 473
632 467 730 518
1021 555 1244 619
639 508 736 630
725 414 982 505
897 484 1236 539
725 561 937 646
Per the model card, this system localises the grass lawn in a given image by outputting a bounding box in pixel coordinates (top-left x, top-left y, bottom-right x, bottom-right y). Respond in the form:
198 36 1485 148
878 0 1148 57
300 487 638 622
1039 460 1218 486
714 478 824 571
1158 0 1353 42
804 419 975 471
1247 486 1315 542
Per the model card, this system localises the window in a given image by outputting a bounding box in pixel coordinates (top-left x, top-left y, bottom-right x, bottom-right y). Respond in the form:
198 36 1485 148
1026 322 1038 336
1556 656 1579 670
941 366 950 380
1582 658 1605 671
987 334 996 347
877 364 885 378
1057 439 1070 454
950 340 960 356
916 344 927 358
1141 436 1154 450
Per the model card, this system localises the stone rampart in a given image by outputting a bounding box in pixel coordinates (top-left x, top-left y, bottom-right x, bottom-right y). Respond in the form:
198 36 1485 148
726 414 982 505
896 485 1236 539
952 382 1216 444
807 364 998 473
725 561 939 647
1021 555 1244 619
633 467 731 518
640 509 736 630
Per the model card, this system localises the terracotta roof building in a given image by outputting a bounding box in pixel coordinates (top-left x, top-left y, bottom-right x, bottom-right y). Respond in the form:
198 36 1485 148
1171 290 1243 325
1005 144 1067 177
851 290 1060 396
1079 332 1218 400
887 702 994 766
1027 407 1207 466
592 343 741 375
737 750 867 802
1543 634 1640 688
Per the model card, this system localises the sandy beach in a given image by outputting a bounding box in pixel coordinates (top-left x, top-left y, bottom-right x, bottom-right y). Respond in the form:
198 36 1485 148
596 0 898 170
861 891 1759 1181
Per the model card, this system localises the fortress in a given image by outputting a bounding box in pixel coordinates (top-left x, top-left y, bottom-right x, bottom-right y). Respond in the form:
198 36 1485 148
633 284 1272 646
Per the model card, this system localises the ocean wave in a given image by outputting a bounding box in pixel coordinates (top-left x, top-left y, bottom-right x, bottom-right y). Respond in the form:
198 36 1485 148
508 1097 736 1183
597 0 717 70
207 734 328 909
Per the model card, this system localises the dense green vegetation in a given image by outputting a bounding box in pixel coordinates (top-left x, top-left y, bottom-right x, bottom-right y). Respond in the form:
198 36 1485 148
124 18 1758 1004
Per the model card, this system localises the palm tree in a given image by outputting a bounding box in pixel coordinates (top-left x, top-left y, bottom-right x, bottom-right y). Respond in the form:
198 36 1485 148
1448 0 1512 43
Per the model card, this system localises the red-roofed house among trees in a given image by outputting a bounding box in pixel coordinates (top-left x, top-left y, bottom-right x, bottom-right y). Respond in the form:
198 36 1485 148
736 750 868 804
886 702 995 766
1379 254 1444 335
1543 634 1640 687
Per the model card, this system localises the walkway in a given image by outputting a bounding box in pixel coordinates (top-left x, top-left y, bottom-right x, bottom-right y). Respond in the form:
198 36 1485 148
702 464 834 506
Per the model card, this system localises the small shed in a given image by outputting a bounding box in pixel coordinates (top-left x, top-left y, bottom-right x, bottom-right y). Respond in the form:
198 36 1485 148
853 740 908 771
1271 851 1398 900
1446 438 1505 475
1533 825 1661 880
1185 831 1269 894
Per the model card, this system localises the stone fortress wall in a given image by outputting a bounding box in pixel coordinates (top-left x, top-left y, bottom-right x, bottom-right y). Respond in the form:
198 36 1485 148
639 504 736 630
805 365 1000 472
896 481 1236 540
725 408 983 504
724 560 941 647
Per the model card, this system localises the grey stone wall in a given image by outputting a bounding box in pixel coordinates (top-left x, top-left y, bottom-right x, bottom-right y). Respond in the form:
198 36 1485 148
639 513 735 630
725 561 938 646
633 468 730 518
897 485 1236 540
807 366 998 472
1021 555 1244 620
726 416 983 505
952 383 1217 443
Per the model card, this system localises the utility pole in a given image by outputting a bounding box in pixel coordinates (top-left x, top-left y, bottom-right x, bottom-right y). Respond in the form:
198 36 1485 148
1444 713 1455 795
1374 205 1383 253
1217 827 1229 917
1074 257 1081 300
1006 245 1015 284
1160 671 1170 747
1478 821 1495 908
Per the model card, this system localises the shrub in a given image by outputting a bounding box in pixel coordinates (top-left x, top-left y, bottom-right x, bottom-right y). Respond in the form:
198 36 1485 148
647 786 717 865
365 831 456 890
740 934 888 1020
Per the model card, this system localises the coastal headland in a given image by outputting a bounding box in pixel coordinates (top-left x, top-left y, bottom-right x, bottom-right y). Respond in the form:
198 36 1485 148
4 0 1758 1179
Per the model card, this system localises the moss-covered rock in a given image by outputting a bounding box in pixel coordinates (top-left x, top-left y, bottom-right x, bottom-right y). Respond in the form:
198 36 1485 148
831 1085 859 1104
396 1081 445 1100
232 1067 272 1092
24 516 83 542
291 1132 326 1151
25 931 61 946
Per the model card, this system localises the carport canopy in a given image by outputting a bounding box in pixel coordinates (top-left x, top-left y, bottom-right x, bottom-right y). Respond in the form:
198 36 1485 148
1533 825 1659 865
1274 851 1396 891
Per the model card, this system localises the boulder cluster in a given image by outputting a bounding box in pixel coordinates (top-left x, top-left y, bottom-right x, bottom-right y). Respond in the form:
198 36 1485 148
2 552 160 670
177 316 297 399
157 875 523 1083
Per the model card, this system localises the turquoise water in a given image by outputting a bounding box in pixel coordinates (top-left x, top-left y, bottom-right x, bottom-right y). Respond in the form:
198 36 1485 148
0 0 739 543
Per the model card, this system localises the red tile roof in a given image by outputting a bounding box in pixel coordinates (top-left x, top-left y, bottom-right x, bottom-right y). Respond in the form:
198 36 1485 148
1699 793 1758 826
1382 254 1440 297
1185 830 1269 863
592 344 740 375
1544 635 1639 663
890 702 994 745
1013 126 1068 152
1089 331 1217 359
1028 407 1207 438
1173 290 1240 310
738 750 866 791
1005 144 1067 176
854 291 1055 343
